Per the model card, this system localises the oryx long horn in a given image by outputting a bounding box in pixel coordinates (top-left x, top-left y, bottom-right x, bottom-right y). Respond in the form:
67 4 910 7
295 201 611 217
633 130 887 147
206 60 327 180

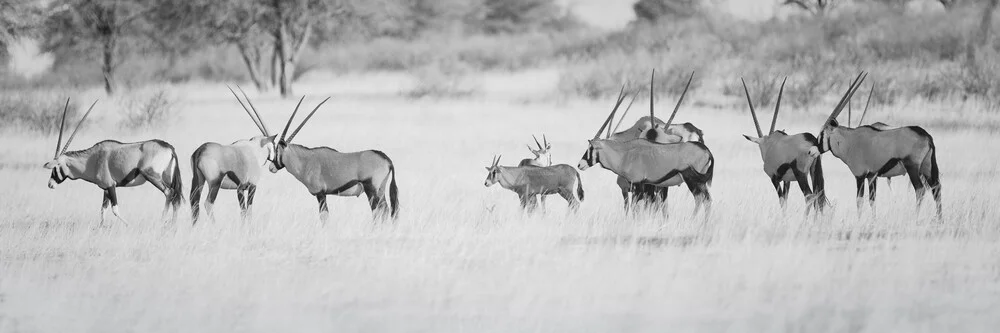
593 84 627 139
859 82 875 126
664 71 694 128
237 85 270 136
543 134 548 147
532 134 543 150
827 71 867 124
768 77 786 134
611 91 638 135
60 100 99 155
286 96 331 143
227 85 267 136
281 96 305 142
649 69 655 128
54 98 70 158
741 77 763 138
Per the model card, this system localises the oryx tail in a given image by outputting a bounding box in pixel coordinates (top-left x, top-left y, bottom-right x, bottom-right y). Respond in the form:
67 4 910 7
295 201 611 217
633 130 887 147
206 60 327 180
371 150 400 218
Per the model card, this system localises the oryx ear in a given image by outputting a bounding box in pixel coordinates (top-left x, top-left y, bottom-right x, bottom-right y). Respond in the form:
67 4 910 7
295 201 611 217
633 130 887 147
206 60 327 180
485 167 491 171
828 119 840 127
43 161 57 169
743 135 761 143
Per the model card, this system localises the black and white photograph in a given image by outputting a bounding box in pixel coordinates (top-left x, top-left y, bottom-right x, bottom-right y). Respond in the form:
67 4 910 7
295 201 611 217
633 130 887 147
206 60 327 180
0 0 998 331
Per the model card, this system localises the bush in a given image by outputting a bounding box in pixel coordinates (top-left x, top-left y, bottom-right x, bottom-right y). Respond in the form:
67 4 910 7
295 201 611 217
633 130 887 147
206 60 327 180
0 90 78 134
117 88 180 130
404 60 479 99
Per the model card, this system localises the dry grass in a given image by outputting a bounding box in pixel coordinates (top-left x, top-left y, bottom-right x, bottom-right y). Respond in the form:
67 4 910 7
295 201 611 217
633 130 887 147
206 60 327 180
1 76 999 332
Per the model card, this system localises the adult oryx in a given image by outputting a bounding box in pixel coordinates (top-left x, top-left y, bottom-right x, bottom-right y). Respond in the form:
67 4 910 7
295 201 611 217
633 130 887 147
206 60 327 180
485 155 584 212
269 97 399 221
578 75 714 217
43 99 184 225
739 77 827 212
604 70 702 209
819 72 942 219
849 83 906 187
189 87 277 224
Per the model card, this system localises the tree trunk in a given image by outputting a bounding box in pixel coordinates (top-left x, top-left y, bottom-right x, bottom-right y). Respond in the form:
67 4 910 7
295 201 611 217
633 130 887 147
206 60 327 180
238 43 269 91
270 44 279 88
966 0 999 67
273 0 292 98
102 32 116 95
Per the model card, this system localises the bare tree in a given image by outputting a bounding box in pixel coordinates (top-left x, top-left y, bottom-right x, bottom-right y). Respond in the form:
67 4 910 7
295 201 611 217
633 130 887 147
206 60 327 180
782 0 836 17
966 0 999 67
44 0 157 94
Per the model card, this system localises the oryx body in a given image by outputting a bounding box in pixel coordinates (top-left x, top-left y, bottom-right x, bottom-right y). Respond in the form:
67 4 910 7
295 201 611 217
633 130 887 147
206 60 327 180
485 157 583 211
269 97 399 221
609 117 704 207
819 72 942 218
190 136 274 222
189 87 277 224
44 100 184 225
740 78 827 212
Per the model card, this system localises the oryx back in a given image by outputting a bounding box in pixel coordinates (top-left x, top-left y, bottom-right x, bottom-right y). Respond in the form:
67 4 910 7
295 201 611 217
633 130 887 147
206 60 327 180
192 138 271 190
832 126 933 177
756 132 820 182
280 144 391 196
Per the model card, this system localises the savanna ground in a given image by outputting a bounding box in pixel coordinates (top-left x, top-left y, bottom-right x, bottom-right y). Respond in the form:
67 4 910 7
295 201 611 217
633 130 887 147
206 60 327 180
1 71 1000 332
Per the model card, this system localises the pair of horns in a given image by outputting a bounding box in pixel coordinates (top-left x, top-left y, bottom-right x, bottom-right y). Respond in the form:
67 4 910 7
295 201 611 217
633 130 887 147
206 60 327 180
651 69 695 130
490 154 502 168
825 71 868 127
53 98 99 158
593 70 695 139
740 76 786 137
280 95 331 144
227 85 271 137
531 134 549 150
850 82 877 127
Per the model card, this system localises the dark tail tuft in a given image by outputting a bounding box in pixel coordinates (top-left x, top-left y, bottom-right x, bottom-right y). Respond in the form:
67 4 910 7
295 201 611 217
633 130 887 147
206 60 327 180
576 171 585 201
704 154 715 187
170 152 184 207
389 164 399 218
811 155 828 208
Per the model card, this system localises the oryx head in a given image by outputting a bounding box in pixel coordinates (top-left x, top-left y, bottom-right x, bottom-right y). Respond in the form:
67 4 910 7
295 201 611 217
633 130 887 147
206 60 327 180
740 76 787 153
819 72 868 153
527 134 552 166
228 85 279 166
43 98 98 189
637 69 694 143
271 95 331 172
484 155 503 187
579 83 629 171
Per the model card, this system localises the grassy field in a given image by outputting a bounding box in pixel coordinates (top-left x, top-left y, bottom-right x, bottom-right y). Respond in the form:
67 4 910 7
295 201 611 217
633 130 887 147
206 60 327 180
1 74 999 332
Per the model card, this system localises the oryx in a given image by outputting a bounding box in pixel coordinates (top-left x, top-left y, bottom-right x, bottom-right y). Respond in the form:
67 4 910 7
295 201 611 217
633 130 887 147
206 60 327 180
189 86 277 224
269 97 399 221
739 77 827 212
819 72 942 218
850 83 906 187
484 155 584 212
518 135 552 167
578 75 714 217
43 99 184 225
604 70 701 209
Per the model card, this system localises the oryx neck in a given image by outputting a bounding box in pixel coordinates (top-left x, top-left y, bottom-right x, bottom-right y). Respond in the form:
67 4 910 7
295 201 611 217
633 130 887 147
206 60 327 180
62 149 94 181
593 140 627 172
495 166 523 189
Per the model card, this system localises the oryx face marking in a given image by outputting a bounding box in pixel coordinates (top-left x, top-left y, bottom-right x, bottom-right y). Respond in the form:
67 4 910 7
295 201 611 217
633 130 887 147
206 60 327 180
484 166 501 187
577 141 601 171
44 158 68 189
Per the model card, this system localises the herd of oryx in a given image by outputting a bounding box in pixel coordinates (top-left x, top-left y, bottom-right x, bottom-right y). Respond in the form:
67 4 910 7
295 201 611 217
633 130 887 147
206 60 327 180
41 70 942 226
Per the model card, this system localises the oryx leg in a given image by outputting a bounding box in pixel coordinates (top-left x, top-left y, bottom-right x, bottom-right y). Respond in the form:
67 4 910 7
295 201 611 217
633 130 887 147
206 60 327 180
107 187 129 226
791 168 813 216
904 161 927 210
246 184 257 220
363 180 390 220
683 179 711 219
518 194 537 213
101 190 111 226
190 171 205 224
855 176 866 216
316 194 330 222
559 190 580 212
867 175 878 213
236 184 249 221
204 180 222 222
139 170 172 222
771 176 786 209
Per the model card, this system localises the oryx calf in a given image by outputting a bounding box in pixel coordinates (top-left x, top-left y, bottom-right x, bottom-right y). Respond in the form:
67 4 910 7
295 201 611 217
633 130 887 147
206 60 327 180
269 97 399 221
819 72 942 218
740 77 827 212
484 155 584 211
43 99 184 225
190 87 276 223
